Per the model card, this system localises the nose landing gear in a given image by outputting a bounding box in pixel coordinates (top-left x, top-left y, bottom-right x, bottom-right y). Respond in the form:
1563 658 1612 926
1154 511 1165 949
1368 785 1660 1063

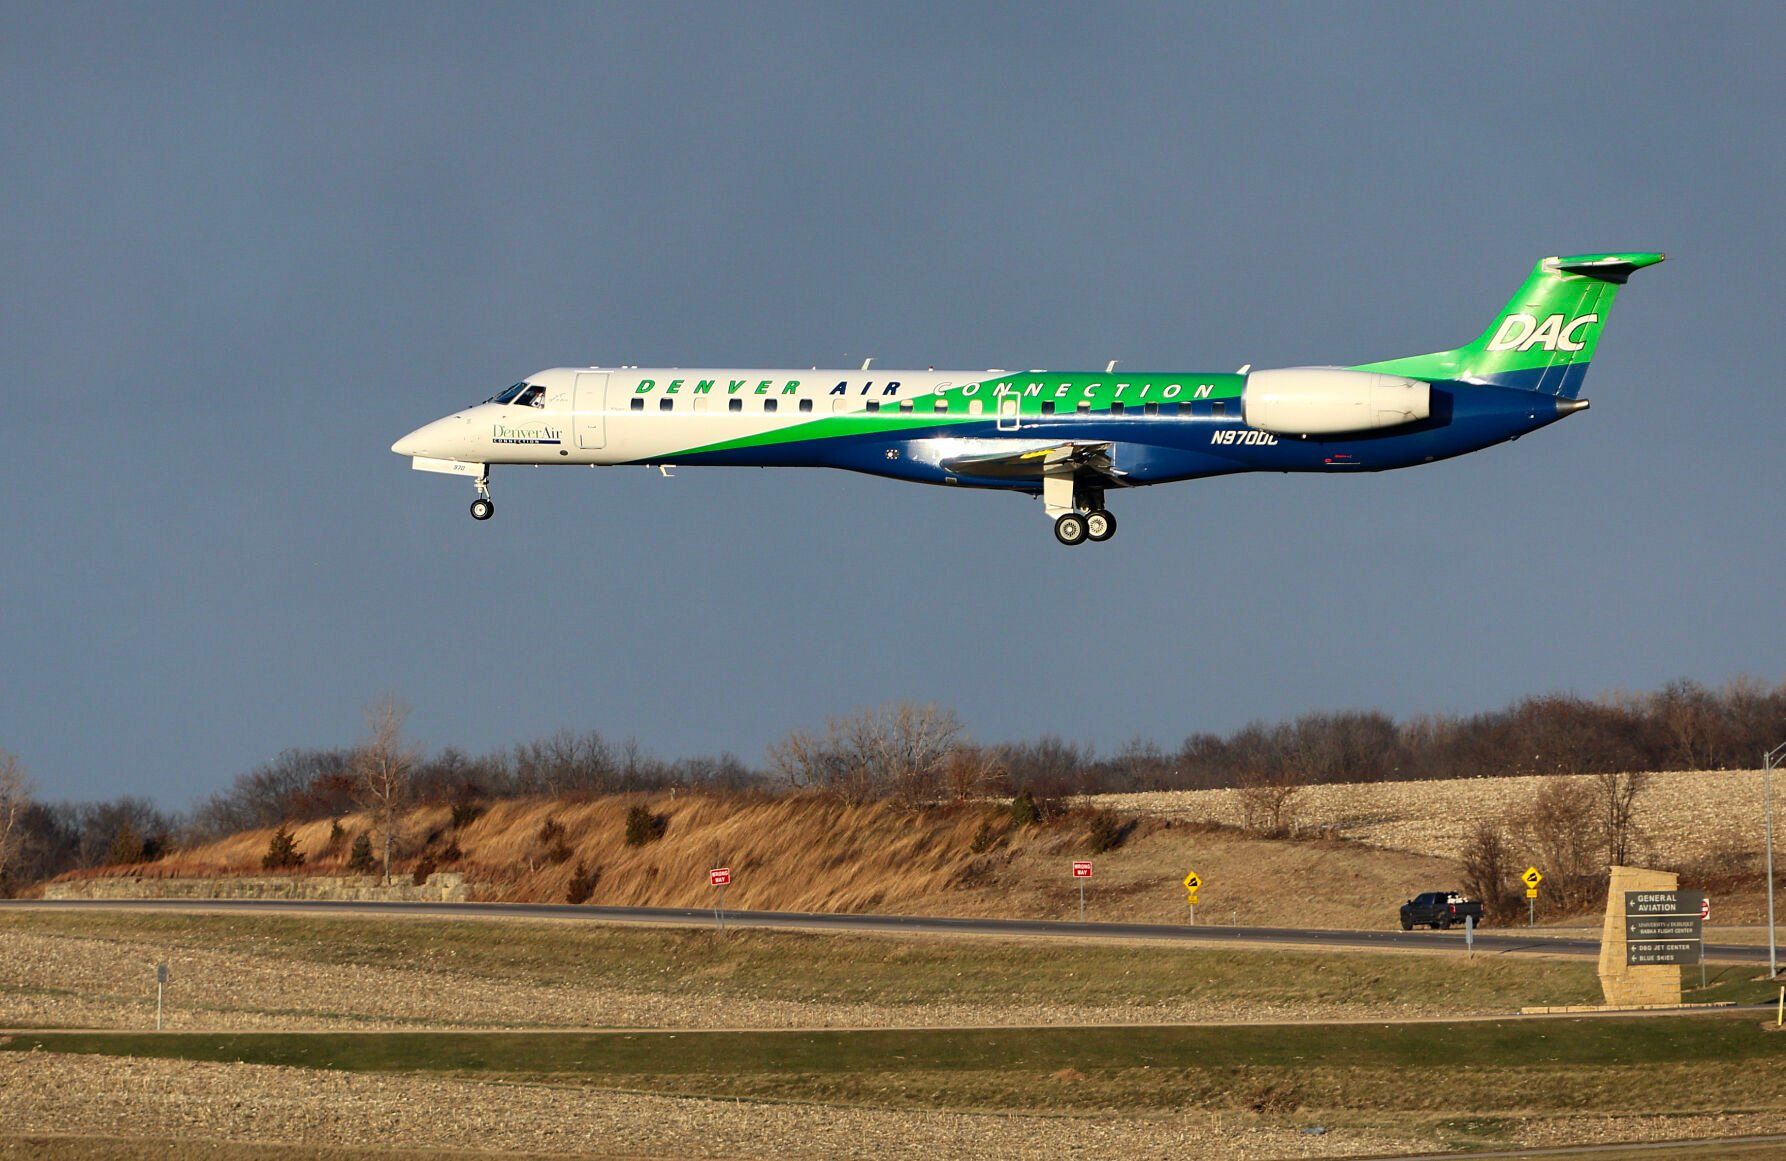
469 474 494 521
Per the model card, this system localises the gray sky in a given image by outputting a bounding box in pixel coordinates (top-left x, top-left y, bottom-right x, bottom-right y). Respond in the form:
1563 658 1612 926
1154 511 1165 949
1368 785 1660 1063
3 4 1782 805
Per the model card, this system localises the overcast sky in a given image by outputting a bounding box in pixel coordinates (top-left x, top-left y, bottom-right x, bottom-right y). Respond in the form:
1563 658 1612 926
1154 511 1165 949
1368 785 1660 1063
3 4 1782 806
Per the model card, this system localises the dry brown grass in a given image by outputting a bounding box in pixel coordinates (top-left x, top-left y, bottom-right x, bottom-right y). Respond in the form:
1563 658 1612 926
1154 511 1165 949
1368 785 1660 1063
68 792 1461 928
68 769 1777 927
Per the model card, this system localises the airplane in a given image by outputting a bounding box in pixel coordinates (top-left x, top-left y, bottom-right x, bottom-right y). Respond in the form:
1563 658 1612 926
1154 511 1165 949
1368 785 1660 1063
392 251 1662 545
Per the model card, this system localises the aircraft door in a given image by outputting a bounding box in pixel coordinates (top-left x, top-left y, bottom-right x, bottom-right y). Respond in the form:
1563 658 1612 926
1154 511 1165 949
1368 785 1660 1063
574 373 608 449
997 394 1020 431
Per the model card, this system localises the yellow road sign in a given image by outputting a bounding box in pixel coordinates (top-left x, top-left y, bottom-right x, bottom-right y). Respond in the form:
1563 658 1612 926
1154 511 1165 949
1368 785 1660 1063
1525 887 1539 898
1521 867 1543 887
1186 893 1200 906
1183 871 1202 891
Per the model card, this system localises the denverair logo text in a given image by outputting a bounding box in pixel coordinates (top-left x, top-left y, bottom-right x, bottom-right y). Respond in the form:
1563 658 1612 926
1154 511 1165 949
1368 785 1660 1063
493 424 562 445
1486 313 1598 353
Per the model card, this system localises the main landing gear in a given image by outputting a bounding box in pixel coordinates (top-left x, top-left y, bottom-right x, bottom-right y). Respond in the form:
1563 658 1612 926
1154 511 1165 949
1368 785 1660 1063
1046 478 1117 547
1053 508 1117 546
469 474 494 521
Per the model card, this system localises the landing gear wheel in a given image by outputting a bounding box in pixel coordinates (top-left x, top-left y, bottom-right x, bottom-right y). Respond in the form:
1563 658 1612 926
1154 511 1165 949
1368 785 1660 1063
1053 512 1089 546
470 498 495 521
1085 510 1116 542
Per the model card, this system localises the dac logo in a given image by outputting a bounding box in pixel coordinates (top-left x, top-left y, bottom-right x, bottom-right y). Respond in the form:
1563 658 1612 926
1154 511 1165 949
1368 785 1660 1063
1486 313 1598 353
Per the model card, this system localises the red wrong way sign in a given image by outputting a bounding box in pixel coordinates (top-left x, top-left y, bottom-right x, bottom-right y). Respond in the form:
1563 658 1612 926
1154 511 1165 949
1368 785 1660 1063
709 867 732 887
1072 860 1093 878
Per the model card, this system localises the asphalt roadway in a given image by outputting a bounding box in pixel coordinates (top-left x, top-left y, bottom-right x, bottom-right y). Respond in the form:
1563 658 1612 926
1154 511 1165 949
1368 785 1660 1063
4 898 1774 963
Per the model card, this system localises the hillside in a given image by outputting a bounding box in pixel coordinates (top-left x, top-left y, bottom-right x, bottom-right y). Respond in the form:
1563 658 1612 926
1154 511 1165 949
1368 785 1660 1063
1092 769 1768 864
58 769 1774 927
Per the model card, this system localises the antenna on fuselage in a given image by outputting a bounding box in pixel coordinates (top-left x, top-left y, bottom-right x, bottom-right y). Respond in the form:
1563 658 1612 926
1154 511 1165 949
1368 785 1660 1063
1105 359 1119 373
861 357 874 370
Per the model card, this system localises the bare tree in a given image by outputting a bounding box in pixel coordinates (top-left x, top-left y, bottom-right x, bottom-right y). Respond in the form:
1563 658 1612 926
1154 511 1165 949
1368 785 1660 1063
353 698 417 884
0 750 33 892
942 744 1006 801
1460 819 1517 924
768 702 963 805
1236 766 1307 837
1506 777 1603 909
1595 769 1648 866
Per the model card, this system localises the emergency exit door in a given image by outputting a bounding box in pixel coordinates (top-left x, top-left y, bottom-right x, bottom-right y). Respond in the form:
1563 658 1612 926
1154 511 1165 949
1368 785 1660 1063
574 373 608 449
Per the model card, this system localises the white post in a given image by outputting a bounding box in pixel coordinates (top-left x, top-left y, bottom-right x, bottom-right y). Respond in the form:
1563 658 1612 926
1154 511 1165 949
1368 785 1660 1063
156 981 163 1031
1766 744 1781 979
715 883 726 935
1078 880 1085 923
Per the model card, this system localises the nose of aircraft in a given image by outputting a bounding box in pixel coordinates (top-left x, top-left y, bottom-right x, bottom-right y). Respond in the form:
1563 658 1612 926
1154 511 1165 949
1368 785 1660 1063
391 415 464 458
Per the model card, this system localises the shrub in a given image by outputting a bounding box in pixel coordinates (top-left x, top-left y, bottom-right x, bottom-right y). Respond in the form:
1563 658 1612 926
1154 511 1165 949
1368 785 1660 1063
105 824 145 866
536 816 573 864
1086 810 1135 854
346 832 375 874
566 861 600 904
624 805 669 847
411 853 438 886
438 838 463 863
1009 790 1041 828
325 819 345 852
450 801 484 830
261 825 306 871
1460 820 1518 924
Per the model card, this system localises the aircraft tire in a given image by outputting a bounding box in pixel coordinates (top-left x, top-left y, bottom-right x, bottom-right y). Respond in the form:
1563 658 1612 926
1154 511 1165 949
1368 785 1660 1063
1053 513 1088 546
470 498 495 521
1086 510 1116 541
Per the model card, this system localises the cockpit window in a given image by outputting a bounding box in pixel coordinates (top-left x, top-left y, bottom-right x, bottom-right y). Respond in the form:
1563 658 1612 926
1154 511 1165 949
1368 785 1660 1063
493 381 529 404
515 384 546 408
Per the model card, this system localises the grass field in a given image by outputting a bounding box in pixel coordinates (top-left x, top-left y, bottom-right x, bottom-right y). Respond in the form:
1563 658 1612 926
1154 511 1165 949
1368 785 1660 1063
5 911 1785 1157
6 1016 1785 1155
7 1017 1786 1113
0 909 1646 1031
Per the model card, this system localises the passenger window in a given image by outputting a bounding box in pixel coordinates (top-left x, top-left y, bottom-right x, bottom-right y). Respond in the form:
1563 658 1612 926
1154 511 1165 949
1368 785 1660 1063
933 399 948 412
1111 401 1125 415
866 401 880 413
630 398 643 412
658 398 673 412
799 399 813 413
729 398 742 412
764 398 777 413
968 399 984 416
899 400 913 412
1041 401 1055 415
1145 402 1160 416
1212 401 1227 416
1076 400 1090 413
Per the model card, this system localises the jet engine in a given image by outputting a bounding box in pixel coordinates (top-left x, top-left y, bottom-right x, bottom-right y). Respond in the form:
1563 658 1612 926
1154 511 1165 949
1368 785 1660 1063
1241 368 1430 436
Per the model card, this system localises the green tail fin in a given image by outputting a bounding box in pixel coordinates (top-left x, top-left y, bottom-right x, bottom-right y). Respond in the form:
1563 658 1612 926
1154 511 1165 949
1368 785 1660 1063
1358 252 1664 397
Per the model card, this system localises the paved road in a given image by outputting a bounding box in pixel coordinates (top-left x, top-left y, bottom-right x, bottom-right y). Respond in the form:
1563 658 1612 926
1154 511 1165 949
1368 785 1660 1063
5 897 1773 963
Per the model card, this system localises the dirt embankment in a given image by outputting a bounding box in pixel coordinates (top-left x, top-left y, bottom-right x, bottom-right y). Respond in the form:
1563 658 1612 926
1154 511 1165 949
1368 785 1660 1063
66 793 1461 929
60 768 1764 925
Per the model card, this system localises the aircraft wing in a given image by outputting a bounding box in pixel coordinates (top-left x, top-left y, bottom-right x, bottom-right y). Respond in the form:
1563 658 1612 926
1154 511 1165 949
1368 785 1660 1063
940 441 1130 485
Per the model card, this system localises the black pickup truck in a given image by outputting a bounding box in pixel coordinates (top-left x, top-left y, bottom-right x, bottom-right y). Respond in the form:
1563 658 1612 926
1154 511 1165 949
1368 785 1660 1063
1399 891 1484 930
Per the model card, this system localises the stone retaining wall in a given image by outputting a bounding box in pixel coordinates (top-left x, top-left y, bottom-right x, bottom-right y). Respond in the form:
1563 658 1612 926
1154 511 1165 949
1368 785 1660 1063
44 873 472 903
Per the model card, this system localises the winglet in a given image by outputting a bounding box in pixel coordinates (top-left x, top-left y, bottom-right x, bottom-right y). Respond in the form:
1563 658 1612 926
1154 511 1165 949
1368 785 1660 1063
1549 252 1666 285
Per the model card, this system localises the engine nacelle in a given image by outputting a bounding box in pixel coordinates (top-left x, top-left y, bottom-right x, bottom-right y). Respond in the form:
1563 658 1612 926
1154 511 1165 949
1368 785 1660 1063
1241 368 1430 436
